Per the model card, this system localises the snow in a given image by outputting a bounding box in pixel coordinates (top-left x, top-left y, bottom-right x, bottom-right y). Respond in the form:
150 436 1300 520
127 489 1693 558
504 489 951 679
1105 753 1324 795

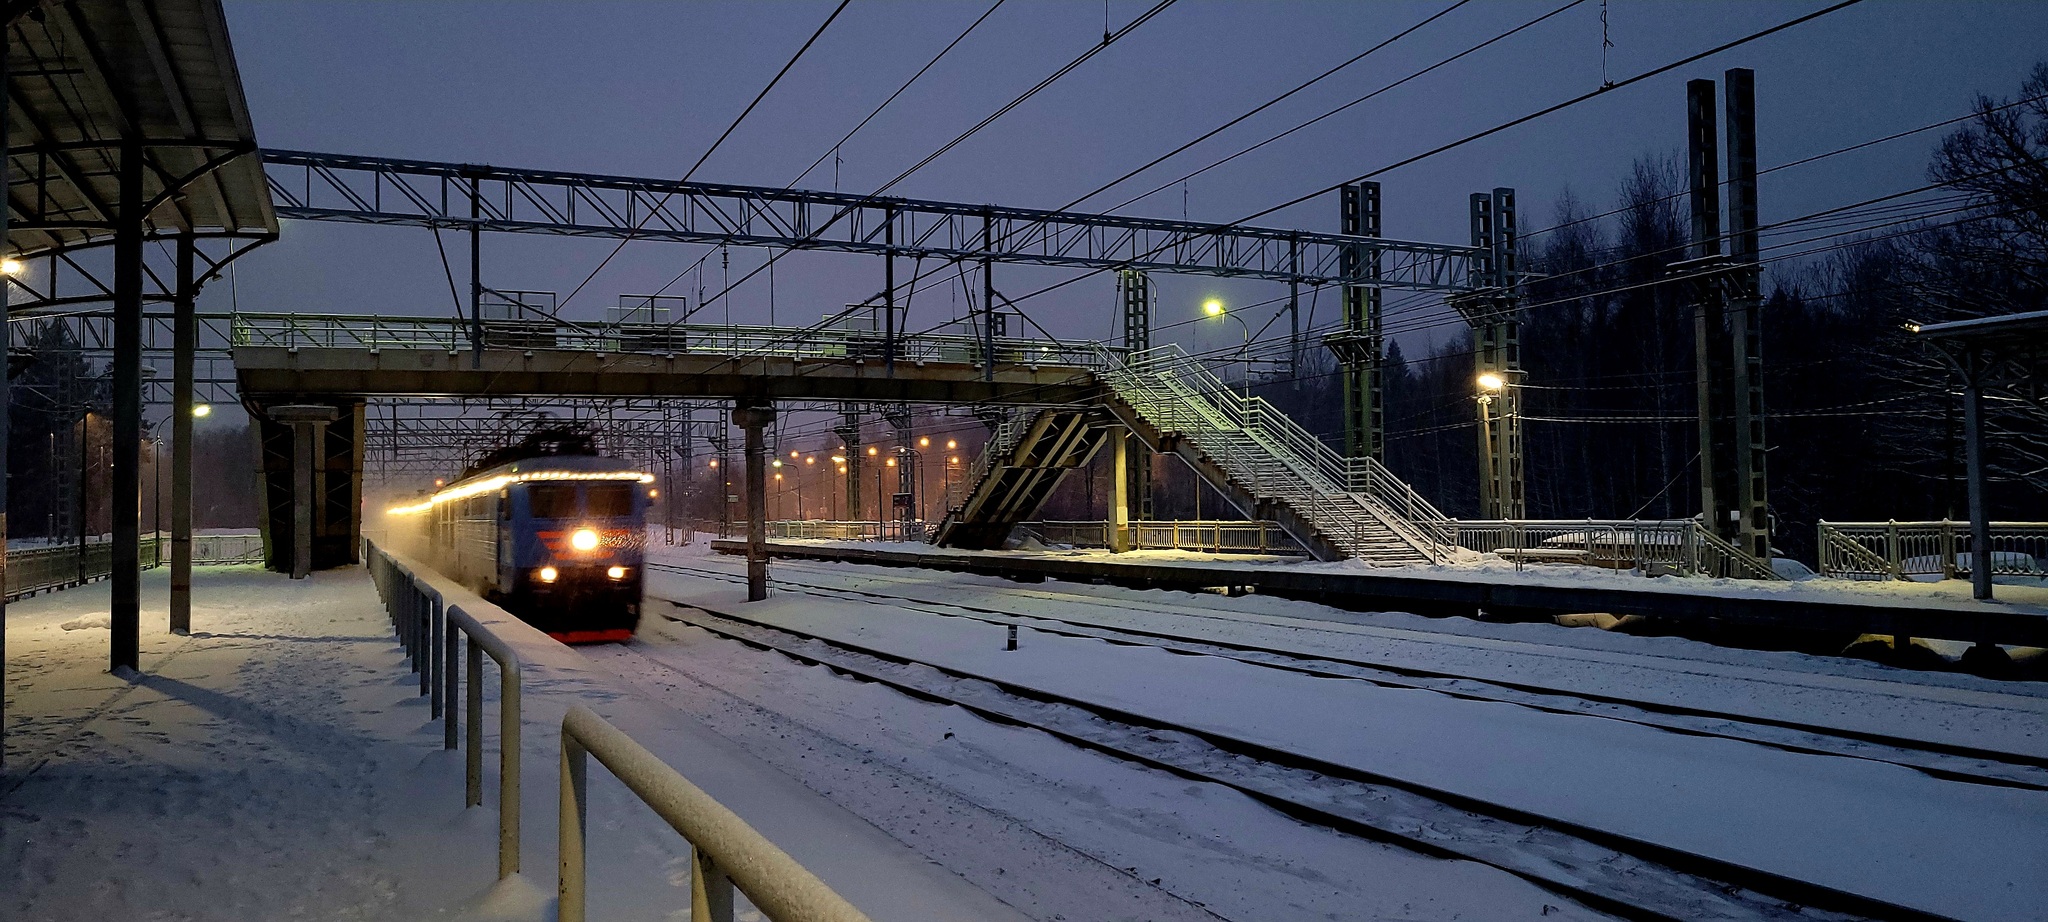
651 550 2048 922
3 562 1028 922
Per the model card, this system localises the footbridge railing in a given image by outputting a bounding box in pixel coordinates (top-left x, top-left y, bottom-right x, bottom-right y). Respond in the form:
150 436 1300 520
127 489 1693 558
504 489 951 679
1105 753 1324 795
1819 520 2048 580
1025 519 1301 554
4 533 164 602
233 312 1105 369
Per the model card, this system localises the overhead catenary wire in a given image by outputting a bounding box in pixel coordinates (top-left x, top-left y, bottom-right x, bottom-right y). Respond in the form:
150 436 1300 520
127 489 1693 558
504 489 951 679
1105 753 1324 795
558 0 854 312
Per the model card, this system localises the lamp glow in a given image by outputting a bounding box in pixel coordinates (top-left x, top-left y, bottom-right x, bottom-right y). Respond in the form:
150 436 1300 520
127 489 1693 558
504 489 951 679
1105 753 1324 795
0 257 22 276
537 566 559 583
607 566 627 580
570 529 599 551
1477 372 1505 391
191 403 212 418
1202 299 1225 317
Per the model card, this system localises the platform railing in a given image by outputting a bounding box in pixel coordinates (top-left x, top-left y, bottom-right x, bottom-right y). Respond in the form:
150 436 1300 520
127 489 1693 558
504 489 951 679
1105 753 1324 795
1451 518 1782 580
366 541 524 880
765 520 927 543
3 533 165 601
558 706 872 922
1818 520 2048 580
1022 520 1301 554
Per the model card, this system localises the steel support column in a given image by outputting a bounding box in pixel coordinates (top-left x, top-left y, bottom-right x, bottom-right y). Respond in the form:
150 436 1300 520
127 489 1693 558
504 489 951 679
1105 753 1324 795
1959 357 1993 601
170 235 195 632
735 400 776 601
1333 183 1386 461
1687 77 1734 542
1118 269 1153 520
0 33 10 762
1725 68 1770 560
1462 189 1524 519
111 139 144 673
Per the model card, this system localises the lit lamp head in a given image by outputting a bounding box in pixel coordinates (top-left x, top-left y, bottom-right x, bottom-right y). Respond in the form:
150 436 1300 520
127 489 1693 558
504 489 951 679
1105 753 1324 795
1 257 23 276
191 403 212 418
1476 372 1506 392
1202 298 1225 317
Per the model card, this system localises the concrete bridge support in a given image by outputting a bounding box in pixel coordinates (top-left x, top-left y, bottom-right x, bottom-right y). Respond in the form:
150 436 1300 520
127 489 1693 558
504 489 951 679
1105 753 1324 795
257 402 365 577
734 400 777 601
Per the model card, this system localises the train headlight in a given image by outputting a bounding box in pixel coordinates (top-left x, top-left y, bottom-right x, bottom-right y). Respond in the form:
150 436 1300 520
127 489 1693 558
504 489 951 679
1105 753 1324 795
537 566 559 584
607 566 628 580
570 529 599 551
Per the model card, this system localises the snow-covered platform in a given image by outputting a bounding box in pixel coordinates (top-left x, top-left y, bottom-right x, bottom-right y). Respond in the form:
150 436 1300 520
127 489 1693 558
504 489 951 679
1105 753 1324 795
716 539 2048 649
1 563 1029 921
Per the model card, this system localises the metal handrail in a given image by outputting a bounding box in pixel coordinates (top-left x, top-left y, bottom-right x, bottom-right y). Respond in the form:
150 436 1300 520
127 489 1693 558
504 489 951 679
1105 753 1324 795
559 706 873 922
3 533 165 601
1817 520 2048 579
231 312 1107 369
1451 518 1785 580
1097 344 1455 562
367 541 525 880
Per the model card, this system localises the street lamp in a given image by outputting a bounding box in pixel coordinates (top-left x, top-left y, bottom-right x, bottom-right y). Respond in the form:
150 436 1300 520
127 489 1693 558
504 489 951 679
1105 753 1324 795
1477 372 1505 392
1201 299 1253 400
191 403 211 418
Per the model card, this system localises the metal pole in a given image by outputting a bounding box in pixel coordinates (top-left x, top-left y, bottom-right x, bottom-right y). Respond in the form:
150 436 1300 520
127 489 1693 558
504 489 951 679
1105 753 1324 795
1961 361 1993 601
111 138 143 673
735 401 775 600
171 235 194 632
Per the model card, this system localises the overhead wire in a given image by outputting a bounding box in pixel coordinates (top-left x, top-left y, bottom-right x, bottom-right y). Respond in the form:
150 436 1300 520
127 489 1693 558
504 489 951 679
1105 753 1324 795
558 0 854 311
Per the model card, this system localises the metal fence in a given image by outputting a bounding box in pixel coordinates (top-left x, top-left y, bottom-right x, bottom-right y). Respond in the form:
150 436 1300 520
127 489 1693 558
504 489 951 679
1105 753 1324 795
1023 520 1301 555
367 541 524 879
764 520 929 543
559 706 873 922
1452 519 1783 580
1818 520 2048 580
4 534 165 601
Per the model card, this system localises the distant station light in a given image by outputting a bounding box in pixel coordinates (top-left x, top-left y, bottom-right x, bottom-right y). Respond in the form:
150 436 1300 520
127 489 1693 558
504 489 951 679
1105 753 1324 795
946 439 957 450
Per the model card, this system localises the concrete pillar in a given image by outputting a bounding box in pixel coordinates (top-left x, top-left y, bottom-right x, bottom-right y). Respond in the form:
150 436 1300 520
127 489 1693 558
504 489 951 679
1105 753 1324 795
734 400 776 601
170 236 195 633
1109 428 1131 553
270 406 339 580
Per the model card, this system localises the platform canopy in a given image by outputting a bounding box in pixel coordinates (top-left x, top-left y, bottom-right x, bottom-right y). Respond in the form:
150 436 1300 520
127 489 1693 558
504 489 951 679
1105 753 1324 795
4 0 277 260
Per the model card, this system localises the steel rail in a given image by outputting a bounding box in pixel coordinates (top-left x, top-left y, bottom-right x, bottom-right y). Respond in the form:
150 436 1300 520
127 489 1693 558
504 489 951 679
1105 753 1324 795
653 559 2048 786
648 601 1948 922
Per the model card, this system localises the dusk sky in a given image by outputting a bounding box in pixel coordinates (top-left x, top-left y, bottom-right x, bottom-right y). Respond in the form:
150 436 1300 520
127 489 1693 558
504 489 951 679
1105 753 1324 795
217 0 2048 361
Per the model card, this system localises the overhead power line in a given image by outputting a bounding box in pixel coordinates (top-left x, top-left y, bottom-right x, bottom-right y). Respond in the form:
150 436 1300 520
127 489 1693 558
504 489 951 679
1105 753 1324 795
559 0 854 311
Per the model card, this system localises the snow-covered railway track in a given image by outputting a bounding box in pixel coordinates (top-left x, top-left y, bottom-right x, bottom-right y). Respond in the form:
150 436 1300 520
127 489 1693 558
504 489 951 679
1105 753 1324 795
648 599 1914 922
647 560 2048 792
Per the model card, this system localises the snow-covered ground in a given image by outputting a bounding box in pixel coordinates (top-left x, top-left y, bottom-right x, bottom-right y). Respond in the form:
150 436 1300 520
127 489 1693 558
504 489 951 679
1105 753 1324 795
645 545 2048 922
2 563 1025 922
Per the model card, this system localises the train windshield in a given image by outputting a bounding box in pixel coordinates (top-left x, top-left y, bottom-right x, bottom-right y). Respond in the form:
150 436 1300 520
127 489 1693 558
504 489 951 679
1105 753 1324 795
584 483 635 518
528 484 580 519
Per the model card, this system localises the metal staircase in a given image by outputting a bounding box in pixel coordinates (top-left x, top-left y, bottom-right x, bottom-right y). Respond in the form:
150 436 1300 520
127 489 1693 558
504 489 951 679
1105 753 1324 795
930 408 1108 550
1094 345 1456 565
932 344 1457 565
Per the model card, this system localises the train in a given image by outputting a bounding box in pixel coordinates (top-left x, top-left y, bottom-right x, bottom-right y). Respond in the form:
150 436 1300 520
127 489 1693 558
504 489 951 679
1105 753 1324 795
385 452 652 643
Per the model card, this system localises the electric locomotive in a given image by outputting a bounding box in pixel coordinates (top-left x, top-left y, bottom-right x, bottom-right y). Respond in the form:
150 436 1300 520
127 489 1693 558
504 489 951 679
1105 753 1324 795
389 453 652 643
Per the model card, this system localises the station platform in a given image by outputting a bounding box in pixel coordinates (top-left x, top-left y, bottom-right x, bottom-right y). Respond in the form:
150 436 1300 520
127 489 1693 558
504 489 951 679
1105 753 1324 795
0 564 1028 921
715 539 2048 651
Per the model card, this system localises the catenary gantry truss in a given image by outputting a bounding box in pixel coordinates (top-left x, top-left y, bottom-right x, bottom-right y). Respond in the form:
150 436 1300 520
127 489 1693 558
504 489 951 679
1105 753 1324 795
260 150 1489 291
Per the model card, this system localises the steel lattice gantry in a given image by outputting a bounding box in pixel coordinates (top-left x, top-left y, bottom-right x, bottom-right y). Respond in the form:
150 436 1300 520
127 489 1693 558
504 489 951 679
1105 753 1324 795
3 0 279 680
259 149 1490 292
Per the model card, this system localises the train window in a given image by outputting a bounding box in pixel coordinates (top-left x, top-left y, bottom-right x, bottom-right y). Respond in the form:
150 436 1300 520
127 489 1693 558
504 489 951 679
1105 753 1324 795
585 483 634 517
529 484 580 519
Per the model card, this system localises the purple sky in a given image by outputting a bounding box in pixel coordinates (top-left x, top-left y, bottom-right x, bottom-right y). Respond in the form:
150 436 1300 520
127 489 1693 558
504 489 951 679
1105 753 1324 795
216 0 2048 361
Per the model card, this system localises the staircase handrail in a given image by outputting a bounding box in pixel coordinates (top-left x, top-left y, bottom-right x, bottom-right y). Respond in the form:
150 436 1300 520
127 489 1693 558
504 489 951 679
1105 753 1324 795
1690 525 1784 581
1816 521 1904 579
1105 344 1456 561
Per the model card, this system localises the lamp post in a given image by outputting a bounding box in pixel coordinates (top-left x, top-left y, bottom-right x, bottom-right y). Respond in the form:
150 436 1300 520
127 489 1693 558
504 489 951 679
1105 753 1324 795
1203 299 1253 401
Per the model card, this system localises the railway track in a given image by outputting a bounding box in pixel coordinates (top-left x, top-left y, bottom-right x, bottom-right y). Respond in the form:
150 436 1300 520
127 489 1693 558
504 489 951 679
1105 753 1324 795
647 559 2048 792
642 597 1920 922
